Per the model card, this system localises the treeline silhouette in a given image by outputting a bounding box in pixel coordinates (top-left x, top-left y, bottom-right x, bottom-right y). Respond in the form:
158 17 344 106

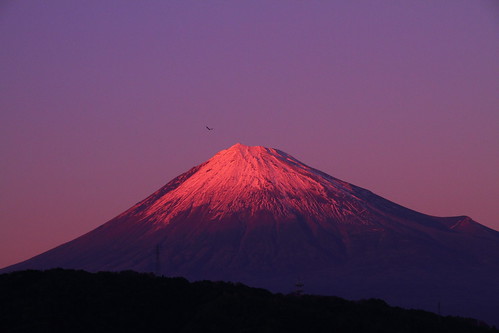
0 269 495 333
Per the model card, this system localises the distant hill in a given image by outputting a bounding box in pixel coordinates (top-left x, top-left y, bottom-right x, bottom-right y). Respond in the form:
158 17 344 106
0 269 496 333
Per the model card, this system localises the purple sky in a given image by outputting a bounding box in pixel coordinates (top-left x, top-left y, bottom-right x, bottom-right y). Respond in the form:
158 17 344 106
1 1 498 268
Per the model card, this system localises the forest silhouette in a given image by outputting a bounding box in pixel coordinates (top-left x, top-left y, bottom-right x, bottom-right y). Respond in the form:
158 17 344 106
1 269 496 333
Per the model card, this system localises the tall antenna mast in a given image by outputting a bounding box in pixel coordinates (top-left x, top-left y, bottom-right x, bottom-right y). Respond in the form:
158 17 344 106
294 280 304 296
155 244 161 276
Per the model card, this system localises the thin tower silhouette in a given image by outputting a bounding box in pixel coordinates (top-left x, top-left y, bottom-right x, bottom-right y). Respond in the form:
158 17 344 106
155 244 161 276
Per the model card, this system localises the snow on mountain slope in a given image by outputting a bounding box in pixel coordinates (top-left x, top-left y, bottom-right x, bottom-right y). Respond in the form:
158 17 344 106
128 143 369 225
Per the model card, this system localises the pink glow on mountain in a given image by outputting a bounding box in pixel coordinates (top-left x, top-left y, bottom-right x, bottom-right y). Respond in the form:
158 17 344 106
133 144 361 225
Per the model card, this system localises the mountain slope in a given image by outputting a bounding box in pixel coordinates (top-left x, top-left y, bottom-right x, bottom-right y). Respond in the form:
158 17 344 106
2 143 499 325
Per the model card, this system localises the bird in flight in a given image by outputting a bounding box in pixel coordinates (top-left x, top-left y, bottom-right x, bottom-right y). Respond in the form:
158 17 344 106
206 126 214 131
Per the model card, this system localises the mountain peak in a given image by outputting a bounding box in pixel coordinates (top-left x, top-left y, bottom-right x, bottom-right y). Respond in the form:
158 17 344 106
2 143 498 326
214 144 308 173
220 143 273 158
227 142 252 150
136 143 357 224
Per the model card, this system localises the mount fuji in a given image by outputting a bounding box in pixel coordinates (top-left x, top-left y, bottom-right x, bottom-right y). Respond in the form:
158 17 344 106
2 143 499 325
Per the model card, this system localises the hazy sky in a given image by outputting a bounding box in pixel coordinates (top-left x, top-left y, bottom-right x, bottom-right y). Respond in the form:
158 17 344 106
1 1 498 268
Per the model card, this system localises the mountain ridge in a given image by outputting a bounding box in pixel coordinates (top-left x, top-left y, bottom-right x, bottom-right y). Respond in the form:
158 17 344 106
2 143 498 325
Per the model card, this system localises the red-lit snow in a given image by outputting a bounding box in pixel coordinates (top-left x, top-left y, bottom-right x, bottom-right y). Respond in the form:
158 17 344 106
131 143 369 226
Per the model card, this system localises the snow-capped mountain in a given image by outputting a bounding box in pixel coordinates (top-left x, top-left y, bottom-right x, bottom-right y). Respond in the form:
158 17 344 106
2 143 499 325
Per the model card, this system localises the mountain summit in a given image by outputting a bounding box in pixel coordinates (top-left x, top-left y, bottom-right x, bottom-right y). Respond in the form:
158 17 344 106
2 144 499 325
129 143 382 225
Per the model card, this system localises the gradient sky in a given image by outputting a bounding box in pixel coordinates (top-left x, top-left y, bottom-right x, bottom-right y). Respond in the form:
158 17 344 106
1 1 498 268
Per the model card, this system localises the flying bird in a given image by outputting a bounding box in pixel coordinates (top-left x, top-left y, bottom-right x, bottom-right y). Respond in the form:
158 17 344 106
206 126 214 131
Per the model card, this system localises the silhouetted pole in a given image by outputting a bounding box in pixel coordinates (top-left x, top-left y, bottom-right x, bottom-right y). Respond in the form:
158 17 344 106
294 281 304 296
437 300 442 324
155 244 161 276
